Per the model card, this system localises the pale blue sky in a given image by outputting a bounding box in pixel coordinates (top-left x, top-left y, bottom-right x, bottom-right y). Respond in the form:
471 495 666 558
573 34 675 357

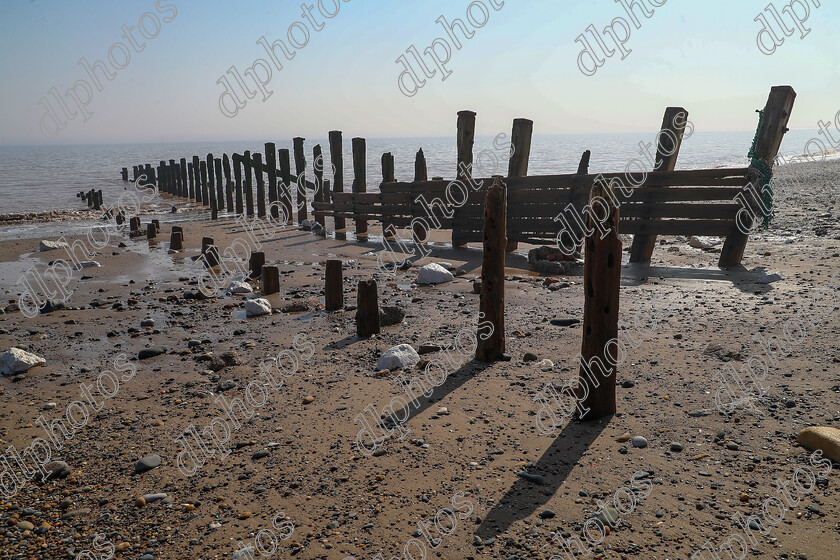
0 0 837 145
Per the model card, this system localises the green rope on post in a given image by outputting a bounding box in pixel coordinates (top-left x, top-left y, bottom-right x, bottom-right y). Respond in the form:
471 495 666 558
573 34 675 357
747 109 774 229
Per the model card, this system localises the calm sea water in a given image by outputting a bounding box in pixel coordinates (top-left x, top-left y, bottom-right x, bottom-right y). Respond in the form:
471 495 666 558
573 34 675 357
0 129 824 215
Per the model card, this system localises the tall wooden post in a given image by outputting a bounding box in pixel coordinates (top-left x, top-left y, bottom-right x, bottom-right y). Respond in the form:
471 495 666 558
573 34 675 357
187 162 195 199
215 158 224 211
719 86 796 268
476 177 506 362
169 159 178 195
159 161 168 194
223 154 234 211
200 161 211 208
325 259 343 311
453 110 476 248
505 118 533 252
262 265 280 295
147 222 156 239
381 152 396 240
121 167 128 181
413 148 428 243
233 154 244 214
329 131 346 237
352 137 367 239
293 137 307 223
192 156 202 203
629 107 688 263
313 144 325 230
265 143 278 220
206 154 216 202
202 237 219 267
180 158 188 197
130 217 141 232
254 152 266 218
356 280 380 338
243 150 254 217
578 178 621 420
278 149 293 225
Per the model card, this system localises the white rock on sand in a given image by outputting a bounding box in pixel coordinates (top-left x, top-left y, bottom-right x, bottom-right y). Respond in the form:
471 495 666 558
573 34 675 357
72 261 101 271
688 236 720 249
377 344 420 371
245 298 272 317
39 240 68 252
0 348 46 376
417 263 454 285
228 280 253 294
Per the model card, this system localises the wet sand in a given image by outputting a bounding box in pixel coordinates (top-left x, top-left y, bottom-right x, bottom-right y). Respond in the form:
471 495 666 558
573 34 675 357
0 159 838 560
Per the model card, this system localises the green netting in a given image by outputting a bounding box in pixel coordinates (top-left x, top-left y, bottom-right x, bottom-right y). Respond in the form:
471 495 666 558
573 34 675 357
747 109 774 229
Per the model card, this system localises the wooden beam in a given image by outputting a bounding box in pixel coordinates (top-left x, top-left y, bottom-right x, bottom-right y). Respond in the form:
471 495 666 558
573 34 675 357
476 177 506 362
719 86 796 267
453 110 476 248
329 131 346 238
505 118 533 252
278 148 293 224
578 177 621 420
293 137 307 223
629 107 689 263
352 137 367 239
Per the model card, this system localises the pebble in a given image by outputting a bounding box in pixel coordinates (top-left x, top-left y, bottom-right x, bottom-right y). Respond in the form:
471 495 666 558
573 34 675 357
670 442 684 452
138 345 168 360
616 433 631 443
538 509 555 519
303 396 315 404
631 436 648 448
135 455 162 474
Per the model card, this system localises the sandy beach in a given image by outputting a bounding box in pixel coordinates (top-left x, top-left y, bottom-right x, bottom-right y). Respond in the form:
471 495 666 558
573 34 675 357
0 158 838 560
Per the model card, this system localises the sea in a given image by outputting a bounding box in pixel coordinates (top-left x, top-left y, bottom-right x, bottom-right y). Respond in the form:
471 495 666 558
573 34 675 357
0 129 832 218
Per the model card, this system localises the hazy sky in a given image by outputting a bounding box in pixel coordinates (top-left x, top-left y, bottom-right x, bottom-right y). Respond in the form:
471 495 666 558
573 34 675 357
0 0 837 145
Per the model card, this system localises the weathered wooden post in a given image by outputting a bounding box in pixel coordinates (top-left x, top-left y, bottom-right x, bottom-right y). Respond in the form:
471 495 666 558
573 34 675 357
505 118 533 253
233 154 244 215
356 279 380 338
206 154 216 202
262 265 280 295
87 189 94 207
147 222 157 239
170 231 183 250
578 178 621 420
180 158 188 197
115 212 125 226
200 161 210 208
329 131 346 237
325 259 343 311
243 150 254 217
192 156 202 203
476 177 506 362
293 137 307 223
121 167 128 181
223 154 234 211
201 237 219 267
412 148 429 243
278 149 293 225
313 144 325 230
130 217 141 232
453 110 476 248
577 150 591 174
352 137 367 239
170 230 183 250
132 166 138 182
249 251 265 279
381 152 396 240
93 190 102 210
187 162 195 199
265 143 278 219
212 158 222 210
159 161 167 194
152 219 160 232
719 86 796 267
171 225 183 239
146 164 156 190
629 107 688 263
254 152 266 218
169 159 177 195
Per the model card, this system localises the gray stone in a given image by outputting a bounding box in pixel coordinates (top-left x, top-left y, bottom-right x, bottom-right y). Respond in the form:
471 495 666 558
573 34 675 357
631 436 648 448
135 455 162 474
0 348 46 376
138 346 167 360
377 344 420 371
